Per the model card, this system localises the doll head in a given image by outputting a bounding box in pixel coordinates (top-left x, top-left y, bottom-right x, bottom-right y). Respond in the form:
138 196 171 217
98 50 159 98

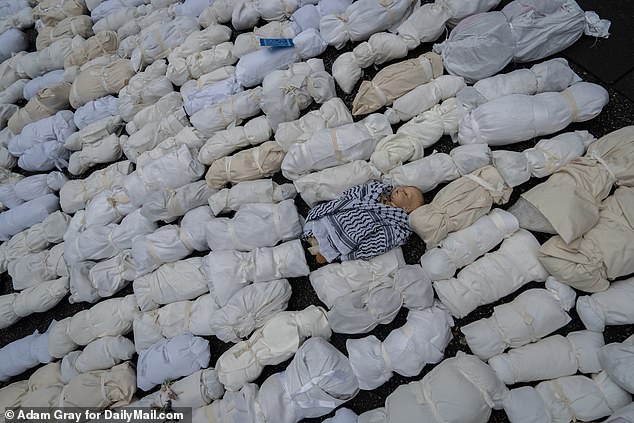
390 186 424 213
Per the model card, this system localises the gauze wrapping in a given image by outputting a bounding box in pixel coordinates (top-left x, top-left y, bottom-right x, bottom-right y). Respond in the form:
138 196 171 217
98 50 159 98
282 113 392 180
0 194 60 242
502 372 630 423
457 82 609 146
207 179 296 215
216 305 331 391
141 180 216 222
420 208 519 281
166 41 236 86
0 277 69 329
64 32 119 69
409 165 512 248
8 83 71 135
599 334 634 394
434 229 548 318
0 329 52 382
347 304 453 390
137 333 210 391
198 115 271 164
60 335 135 383
118 59 174 122
489 330 605 385
577 277 634 332
69 59 135 109
461 277 576 360
190 87 262 137
73 95 119 129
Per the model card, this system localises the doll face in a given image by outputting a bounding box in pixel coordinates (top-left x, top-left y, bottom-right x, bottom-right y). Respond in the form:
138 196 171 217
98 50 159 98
390 186 424 213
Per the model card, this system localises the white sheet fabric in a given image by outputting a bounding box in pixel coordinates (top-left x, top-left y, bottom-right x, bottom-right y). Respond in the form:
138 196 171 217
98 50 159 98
133 368 223 409
577 277 634 332
126 92 182 134
60 335 136 383
599 335 634 394
8 110 75 158
208 179 295 215
606 403 634 423
190 87 263 137
461 277 577 360
73 95 120 129
118 59 174 122
348 304 453 390
502 372 630 423
0 194 59 242
68 250 135 304
0 277 69 329
197 115 271 164
141 180 216 222
81 185 136 227
8 242 66 291
216 305 331 391
181 74 242 116
0 329 52 382
231 0 319 30
0 172 66 209
22 69 66 101
167 41 237 87
0 79 27 105
137 333 210 391
489 330 605 385
434 229 549 318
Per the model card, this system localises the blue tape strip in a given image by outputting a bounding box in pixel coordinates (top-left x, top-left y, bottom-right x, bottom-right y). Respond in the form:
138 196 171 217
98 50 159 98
259 38 294 48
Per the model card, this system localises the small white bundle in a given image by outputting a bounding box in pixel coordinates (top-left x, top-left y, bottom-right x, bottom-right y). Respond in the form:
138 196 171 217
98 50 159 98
0 329 52 382
126 92 182 135
59 362 137 409
216 305 331 391
133 368 223 409
208 179 295 215
420 208 519 281
606 403 634 423
137 333 210 391
118 59 174 122
489 330 604 385
197 115 270 164
599 334 634 394
166 23 232 60
282 113 392 180
69 59 135 109
0 172 67 210
231 0 316 31
141 180 217 222
347 304 453 390
81 185 136 228
205 199 301 252
8 242 66 291
8 110 75 159
60 335 135 383
73 95 120 129
577 276 634 332
0 277 69 329
190 87 263 137
233 20 298 58
68 133 123 175
67 250 135 304
461 277 576 360
36 15 93 50
0 194 60 242
90 0 148 21
22 70 65 101
181 70 241 116
503 372 630 423
64 115 123 152
166 41 237 86
0 79 27 105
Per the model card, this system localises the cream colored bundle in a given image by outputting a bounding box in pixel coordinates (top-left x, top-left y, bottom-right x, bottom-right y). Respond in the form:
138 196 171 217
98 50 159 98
118 59 174 122
92 4 148 33
208 179 295 216
198 115 271 164
190 87 262 137
69 58 135 108
60 335 135 383
134 126 205 167
167 23 232 60
167 42 237 86
33 0 88 26
15 37 73 79
197 0 234 26
63 32 119 69
116 5 172 40
68 133 123 175
8 243 67 291
35 15 93 50
125 91 182 134
64 115 123 151
0 277 69 329
8 83 71 135
68 250 135 303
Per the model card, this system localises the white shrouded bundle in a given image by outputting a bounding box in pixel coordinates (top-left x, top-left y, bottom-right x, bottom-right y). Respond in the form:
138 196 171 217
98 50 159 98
0 277 69 329
64 32 119 70
80 184 136 228
577 277 634 332
204 240 309 305
208 179 295 216
599 335 634 394
33 0 87 25
281 113 392 180
260 58 336 130
60 335 136 383
8 83 71 138
324 409 358 423
461 277 576 360
22 70 65 101
456 82 609 146
165 23 232 63
0 79 27 105
0 194 60 242
202 337 359 423
90 0 148 21
489 330 604 385
502 372 631 423
67 250 135 304
231 0 318 31
0 6 33 33
319 0 416 49
420 208 519 281
275 97 353 151
383 144 492 192
10 38 73 82
493 130 595 187
141 180 217 222
69 59 135 109
191 87 262 137
327 264 434 334
126 91 182 135
205 199 301 252
434 229 548 318
8 110 75 158
73 95 120 129
167 41 237 87
310 248 404 308
64 115 123 152
347 304 453 390
133 256 209 312
433 0 609 82
358 352 507 423
235 28 327 88
135 126 205 167
118 59 174 122
181 72 242 118
132 206 213 277
0 172 67 210
197 115 270 164
8 243 66 291
0 329 52 382
35 15 93 50
216 305 331 391
137 333 210 391
68 133 123 175
293 160 381 208
606 403 634 423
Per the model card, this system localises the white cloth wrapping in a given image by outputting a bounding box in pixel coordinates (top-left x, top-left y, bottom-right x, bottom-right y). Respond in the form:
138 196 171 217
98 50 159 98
461 277 576 360
319 0 416 49
235 28 327 88
13 38 74 80
69 58 135 109
22 70 66 101
233 21 299 58
489 330 605 385
282 113 392 180
134 126 205 168
68 133 123 175
231 0 318 30
606 403 634 423
324 409 358 423
433 0 607 82
347 304 453 390
0 194 60 241
118 59 174 122
599 335 634 394
173 0 213 16
73 95 120 129
370 97 464 172
190 87 263 137
8 110 75 157
205 199 302 252
90 0 148 20
166 23 233 60
208 179 296 215
0 277 69 329
420 208 519 281
216 305 331 391
434 229 549 318
293 160 381 208
0 79 27 105
204 239 309 306
197 115 271 164
167 42 237 87
502 372 631 423
82 185 137 227
0 329 52 382
358 352 507 423
0 6 33 32
457 82 609 146
67 250 135 303
327 264 435 334
181 74 242 116
0 172 67 209
16 141 70 172
8 242 66 291
576 277 634 332
132 206 213 277
141 180 217 222
137 333 210 391
60 335 136 383
64 115 123 151
493 130 596 187
383 144 492 192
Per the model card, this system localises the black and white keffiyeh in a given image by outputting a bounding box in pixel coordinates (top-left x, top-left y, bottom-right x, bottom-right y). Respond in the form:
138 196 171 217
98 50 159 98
302 180 412 261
